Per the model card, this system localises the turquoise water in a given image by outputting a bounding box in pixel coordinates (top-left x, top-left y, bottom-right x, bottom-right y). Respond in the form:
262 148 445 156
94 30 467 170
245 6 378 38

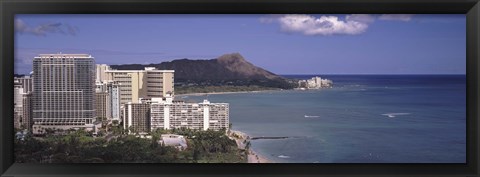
188 75 466 163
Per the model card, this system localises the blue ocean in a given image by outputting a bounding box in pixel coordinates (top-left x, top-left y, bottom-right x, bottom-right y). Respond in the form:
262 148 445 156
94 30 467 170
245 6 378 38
188 75 466 163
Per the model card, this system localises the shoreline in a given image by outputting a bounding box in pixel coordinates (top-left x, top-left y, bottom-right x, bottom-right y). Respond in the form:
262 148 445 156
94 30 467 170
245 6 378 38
176 89 282 97
228 130 272 163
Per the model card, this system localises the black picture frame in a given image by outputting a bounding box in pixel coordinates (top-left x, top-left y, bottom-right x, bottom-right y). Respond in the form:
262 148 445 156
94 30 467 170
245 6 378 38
1 0 479 176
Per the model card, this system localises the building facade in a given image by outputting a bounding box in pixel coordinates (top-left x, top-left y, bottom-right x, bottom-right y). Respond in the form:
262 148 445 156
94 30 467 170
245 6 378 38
32 54 96 133
95 92 109 121
95 81 122 123
14 84 24 129
96 64 111 83
22 92 33 131
150 95 229 132
14 76 33 94
123 102 151 133
14 78 34 130
105 67 174 105
108 81 122 122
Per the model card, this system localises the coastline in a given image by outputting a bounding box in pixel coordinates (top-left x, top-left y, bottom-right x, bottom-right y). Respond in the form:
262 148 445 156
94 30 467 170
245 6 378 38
228 130 271 163
176 89 281 97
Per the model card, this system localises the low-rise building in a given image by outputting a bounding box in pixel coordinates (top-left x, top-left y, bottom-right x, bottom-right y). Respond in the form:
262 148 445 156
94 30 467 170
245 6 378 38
159 134 188 151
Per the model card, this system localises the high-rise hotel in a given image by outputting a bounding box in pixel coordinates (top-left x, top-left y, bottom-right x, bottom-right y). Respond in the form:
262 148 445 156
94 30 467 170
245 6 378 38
32 54 97 133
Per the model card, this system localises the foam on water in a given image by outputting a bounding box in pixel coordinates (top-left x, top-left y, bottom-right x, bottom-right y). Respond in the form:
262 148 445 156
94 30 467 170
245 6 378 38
381 113 411 118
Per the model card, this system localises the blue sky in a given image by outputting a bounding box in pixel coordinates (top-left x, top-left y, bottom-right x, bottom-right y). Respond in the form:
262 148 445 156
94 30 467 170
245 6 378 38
15 14 466 75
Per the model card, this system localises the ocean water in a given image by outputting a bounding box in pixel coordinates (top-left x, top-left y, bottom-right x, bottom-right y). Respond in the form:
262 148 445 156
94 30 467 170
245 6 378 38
188 75 466 163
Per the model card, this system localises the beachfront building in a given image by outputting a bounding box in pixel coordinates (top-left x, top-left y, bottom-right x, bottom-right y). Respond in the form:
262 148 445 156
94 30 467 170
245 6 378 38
150 94 229 131
104 67 174 105
298 76 333 89
32 54 97 134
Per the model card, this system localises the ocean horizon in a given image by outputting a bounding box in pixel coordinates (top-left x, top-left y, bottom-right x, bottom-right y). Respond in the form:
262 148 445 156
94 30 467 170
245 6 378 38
188 74 466 163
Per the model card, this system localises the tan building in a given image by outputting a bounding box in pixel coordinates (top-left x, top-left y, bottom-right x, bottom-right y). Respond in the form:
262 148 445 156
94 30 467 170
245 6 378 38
22 92 33 131
96 64 111 83
95 92 109 121
105 67 174 105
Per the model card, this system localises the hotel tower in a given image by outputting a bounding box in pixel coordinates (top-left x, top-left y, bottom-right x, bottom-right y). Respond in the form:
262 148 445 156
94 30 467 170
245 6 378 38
32 54 97 133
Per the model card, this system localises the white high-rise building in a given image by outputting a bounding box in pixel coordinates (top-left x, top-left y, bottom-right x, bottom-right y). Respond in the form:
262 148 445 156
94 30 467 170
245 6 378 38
108 82 121 122
32 54 96 134
150 94 229 132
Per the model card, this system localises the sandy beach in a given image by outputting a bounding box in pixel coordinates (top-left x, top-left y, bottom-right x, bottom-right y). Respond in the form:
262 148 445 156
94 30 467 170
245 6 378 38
228 130 271 163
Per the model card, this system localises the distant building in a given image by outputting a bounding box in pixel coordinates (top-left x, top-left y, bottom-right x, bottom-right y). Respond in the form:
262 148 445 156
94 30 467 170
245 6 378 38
14 84 24 129
159 134 188 151
22 93 33 131
96 64 111 83
150 94 229 131
14 76 33 93
104 67 174 105
95 92 109 121
94 81 122 124
298 76 333 89
13 78 33 130
108 81 122 122
32 54 96 134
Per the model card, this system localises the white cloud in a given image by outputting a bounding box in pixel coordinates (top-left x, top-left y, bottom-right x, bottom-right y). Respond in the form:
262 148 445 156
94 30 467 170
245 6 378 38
261 14 375 36
15 19 79 36
261 14 415 36
378 14 414 22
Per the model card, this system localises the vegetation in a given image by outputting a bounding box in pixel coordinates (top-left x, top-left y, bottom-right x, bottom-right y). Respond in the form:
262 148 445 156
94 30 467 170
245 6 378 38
15 128 246 163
